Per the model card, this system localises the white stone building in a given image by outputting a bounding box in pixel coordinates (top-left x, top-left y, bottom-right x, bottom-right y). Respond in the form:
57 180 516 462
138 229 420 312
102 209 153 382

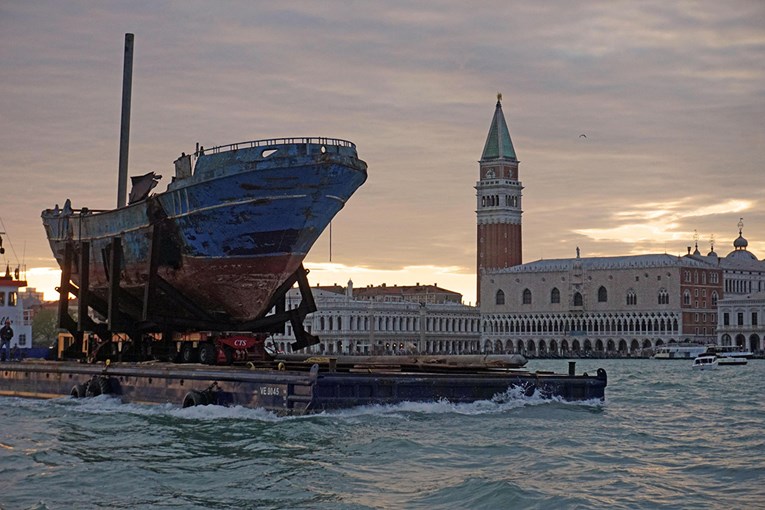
0 269 33 353
716 292 764 353
270 282 481 355
481 253 722 356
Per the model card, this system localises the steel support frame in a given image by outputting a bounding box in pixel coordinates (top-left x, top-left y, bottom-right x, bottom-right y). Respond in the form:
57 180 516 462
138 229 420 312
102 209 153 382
56 229 321 353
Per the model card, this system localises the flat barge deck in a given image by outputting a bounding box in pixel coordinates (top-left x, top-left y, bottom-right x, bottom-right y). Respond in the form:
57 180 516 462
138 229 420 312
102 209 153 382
0 358 607 414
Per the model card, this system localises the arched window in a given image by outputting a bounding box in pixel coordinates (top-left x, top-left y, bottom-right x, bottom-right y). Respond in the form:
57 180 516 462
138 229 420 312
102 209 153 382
551 287 560 304
598 286 607 303
683 290 691 306
658 288 669 305
574 292 583 306
711 291 718 306
626 289 637 306
495 289 505 305
522 288 532 305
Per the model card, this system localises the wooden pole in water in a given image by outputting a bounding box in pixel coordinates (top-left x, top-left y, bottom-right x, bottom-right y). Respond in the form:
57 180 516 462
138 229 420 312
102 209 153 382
117 33 134 208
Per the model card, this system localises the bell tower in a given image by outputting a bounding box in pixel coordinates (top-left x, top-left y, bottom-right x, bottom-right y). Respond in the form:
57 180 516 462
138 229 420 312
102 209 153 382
476 94 522 304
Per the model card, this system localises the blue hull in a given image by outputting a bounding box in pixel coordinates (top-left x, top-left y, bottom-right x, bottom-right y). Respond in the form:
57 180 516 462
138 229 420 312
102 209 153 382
42 138 367 322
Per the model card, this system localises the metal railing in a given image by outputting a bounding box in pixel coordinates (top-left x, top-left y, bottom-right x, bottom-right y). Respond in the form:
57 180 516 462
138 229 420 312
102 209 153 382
205 137 356 155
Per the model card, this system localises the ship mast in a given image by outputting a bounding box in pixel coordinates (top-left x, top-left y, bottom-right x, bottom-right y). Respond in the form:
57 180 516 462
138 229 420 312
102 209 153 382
117 33 134 208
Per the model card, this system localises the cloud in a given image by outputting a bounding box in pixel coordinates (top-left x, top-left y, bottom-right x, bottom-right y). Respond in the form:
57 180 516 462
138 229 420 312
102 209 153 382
2 1 764 304
574 199 754 247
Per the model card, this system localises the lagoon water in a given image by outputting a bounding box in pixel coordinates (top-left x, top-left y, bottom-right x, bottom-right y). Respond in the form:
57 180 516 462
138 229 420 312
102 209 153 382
1 359 764 510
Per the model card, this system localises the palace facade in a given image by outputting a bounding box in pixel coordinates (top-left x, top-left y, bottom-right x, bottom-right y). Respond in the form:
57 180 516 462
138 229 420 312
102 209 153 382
476 97 764 355
269 282 480 355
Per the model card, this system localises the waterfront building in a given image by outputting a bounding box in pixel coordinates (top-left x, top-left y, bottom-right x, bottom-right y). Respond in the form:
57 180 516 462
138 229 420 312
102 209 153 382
0 267 33 353
481 253 722 355
270 282 480 355
715 292 764 353
685 219 765 297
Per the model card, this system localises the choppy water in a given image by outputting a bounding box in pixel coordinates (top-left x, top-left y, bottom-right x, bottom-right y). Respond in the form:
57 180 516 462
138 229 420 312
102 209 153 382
1 359 764 510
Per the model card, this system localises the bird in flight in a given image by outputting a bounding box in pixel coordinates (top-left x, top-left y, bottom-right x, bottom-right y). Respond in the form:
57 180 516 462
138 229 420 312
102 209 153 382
579 134 587 138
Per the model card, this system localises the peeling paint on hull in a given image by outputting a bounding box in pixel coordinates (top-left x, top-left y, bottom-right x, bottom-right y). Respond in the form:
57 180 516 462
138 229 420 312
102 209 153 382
41 138 367 322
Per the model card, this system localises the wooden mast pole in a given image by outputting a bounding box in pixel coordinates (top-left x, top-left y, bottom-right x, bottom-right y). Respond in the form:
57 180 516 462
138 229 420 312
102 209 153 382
117 33 134 208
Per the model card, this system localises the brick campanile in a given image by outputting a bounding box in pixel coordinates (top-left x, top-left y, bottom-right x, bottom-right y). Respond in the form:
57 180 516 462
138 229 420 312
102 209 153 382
476 94 522 304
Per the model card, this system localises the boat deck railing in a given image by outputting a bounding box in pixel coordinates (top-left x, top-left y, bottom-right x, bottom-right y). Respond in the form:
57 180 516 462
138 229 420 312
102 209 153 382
205 137 356 155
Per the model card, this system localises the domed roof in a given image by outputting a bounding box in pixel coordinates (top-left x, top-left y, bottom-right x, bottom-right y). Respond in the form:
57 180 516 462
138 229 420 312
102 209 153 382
733 233 748 249
725 218 758 261
725 248 758 261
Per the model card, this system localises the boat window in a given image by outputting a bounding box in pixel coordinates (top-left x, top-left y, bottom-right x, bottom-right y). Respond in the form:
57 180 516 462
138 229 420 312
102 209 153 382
8 291 16 307
0 292 4 306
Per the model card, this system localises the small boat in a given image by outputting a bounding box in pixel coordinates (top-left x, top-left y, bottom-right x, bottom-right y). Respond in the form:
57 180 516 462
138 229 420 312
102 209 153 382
692 353 718 370
717 356 748 366
708 345 754 360
652 344 708 360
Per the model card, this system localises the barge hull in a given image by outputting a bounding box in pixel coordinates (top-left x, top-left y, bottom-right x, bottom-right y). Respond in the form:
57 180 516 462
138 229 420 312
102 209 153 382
0 361 606 414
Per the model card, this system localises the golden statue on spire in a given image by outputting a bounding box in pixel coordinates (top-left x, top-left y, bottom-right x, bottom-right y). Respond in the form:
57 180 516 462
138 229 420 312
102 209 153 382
497 92 502 103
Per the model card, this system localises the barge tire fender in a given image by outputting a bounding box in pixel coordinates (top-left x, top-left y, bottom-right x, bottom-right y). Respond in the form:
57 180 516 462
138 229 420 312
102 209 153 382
182 390 207 408
71 383 86 399
597 368 607 385
85 376 112 397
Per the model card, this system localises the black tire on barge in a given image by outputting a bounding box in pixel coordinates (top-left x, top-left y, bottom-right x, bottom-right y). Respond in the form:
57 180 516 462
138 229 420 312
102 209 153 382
85 376 112 397
198 343 217 365
182 390 208 408
70 383 86 398
180 343 198 364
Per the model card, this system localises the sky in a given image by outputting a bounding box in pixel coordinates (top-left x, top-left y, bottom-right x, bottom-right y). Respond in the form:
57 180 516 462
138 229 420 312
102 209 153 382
1 1 764 305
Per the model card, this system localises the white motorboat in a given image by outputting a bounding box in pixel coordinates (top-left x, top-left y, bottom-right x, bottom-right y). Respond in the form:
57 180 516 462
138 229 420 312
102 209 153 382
653 344 708 360
717 356 748 366
709 345 754 359
692 354 718 370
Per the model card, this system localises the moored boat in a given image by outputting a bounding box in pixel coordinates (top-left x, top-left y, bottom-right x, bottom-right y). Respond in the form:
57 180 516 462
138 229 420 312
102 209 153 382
706 345 754 360
692 353 718 370
653 344 708 360
717 356 748 366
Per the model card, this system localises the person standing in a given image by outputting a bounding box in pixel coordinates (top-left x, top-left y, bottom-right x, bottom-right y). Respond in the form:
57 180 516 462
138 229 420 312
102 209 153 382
0 320 13 362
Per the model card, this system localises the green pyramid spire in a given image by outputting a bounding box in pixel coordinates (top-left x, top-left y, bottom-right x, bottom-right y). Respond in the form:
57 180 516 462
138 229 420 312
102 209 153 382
481 94 517 161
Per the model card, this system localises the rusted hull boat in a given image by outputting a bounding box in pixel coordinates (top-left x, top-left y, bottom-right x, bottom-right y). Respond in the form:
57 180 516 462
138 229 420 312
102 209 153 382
41 138 367 324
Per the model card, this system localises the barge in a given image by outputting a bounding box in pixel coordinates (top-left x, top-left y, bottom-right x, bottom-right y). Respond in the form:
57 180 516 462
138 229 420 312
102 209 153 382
0 358 607 414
